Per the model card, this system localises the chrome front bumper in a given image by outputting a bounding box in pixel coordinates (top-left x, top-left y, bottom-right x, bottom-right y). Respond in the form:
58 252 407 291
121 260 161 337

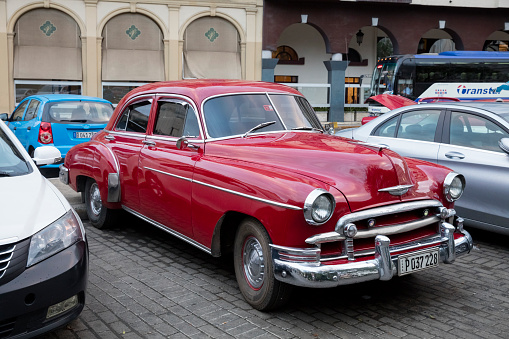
271 222 473 288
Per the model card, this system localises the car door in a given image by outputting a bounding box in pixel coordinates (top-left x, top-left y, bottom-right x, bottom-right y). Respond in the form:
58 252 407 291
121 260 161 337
365 108 444 163
103 96 153 210
20 99 41 152
138 96 202 238
438 109 509 231
8 100 29 147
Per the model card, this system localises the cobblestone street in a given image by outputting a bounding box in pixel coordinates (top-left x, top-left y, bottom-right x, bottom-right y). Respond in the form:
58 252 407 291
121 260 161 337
39 214 509 339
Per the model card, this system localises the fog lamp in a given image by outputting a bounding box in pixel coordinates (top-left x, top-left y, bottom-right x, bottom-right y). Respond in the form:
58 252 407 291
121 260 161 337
46 295 78 319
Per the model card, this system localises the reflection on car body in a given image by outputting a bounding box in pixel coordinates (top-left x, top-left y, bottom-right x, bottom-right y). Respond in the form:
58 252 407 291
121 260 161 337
61 80 472 310
337 101 509 235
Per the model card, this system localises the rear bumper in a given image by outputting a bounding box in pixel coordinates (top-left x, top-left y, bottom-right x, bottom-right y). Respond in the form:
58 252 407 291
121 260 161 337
271 223 472 288
0 241 88 338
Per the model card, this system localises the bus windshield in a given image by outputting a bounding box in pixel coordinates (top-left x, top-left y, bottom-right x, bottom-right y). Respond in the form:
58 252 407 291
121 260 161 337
371 61 397 96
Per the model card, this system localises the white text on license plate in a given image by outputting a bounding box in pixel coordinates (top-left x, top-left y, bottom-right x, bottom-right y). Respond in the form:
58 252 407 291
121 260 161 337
398 247 439 276
74 132 95 139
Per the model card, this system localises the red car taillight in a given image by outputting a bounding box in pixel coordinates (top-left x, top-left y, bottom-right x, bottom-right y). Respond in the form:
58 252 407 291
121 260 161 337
38 122 53 144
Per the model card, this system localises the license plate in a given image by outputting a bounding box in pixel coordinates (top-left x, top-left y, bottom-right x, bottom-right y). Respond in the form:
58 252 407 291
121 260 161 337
74 132 95 139
398 247 439 276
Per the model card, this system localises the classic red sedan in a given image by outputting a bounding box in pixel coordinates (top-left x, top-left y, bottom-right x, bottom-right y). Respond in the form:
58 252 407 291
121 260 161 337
60 80 473 310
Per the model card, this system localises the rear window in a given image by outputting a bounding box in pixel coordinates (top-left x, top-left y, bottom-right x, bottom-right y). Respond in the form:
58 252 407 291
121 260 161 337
44 101 114 124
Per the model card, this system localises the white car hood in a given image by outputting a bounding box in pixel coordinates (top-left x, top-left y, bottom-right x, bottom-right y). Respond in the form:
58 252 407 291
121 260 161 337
0 170 70 245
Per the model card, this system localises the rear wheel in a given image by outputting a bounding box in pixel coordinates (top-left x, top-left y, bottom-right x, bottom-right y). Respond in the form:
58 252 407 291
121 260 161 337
233 218 292 311
85 178 117 229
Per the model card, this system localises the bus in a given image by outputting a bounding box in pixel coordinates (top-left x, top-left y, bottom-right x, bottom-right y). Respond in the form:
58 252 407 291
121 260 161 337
370 51 509 102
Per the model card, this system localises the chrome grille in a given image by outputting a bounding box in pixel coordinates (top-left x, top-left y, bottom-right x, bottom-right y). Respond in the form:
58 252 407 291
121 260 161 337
0 244 15 280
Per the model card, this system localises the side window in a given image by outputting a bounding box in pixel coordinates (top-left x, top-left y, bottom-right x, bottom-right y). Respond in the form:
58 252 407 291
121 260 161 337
154 101 200 138
397 110 441 142
373 115 399 137
450 112 509 152
11 101 28 121
115 101 151 133
24 100 40 121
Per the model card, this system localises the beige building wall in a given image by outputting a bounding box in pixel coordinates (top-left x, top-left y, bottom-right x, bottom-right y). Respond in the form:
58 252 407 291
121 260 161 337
0 0 264 113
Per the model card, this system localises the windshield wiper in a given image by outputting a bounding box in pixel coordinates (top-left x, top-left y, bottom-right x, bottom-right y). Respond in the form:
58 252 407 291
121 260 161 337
0 171 12 177
291 126 323 133
243 121 276 138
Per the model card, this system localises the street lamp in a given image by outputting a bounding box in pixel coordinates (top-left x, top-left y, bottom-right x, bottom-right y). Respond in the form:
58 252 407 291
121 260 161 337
356 30 364 46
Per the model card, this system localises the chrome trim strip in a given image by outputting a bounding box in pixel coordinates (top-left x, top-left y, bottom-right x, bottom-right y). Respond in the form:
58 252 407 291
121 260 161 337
335 199 442 232
122 206 212 255
144 166 192 182
143 167 301 210
193 179 302 210
378 184 414 196
306 215 441 245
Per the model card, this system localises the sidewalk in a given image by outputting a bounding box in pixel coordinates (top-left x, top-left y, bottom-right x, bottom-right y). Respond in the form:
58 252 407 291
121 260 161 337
49 177 88 221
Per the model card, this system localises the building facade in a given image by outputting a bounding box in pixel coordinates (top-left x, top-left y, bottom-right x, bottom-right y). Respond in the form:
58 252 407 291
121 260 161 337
0 0 263 113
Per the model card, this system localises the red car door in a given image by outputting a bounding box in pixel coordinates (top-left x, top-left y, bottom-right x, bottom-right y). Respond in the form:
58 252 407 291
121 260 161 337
138 96 203 239
102 97 153 211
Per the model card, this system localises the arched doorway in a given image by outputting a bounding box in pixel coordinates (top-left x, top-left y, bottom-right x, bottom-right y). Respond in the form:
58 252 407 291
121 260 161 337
13 8 82 104
101 13 164 104
483 30 509 51
183 17 241 79
418 29 456 53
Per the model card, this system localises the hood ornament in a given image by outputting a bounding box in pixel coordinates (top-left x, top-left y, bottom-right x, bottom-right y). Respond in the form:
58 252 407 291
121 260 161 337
378 184 414 196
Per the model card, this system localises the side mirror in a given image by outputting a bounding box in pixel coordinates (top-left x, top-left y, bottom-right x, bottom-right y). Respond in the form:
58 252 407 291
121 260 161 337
0 113 8 121
499 138 509 155
32 146 62 166
176 137 199 150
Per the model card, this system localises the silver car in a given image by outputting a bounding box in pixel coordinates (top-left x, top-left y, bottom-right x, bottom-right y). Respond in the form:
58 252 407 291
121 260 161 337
337 102 509 235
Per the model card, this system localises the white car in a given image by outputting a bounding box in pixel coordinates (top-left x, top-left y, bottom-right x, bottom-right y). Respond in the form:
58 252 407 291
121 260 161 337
0 119 88 337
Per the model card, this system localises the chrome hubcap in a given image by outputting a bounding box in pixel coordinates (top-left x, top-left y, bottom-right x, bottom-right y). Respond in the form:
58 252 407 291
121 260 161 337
242 236 265 289
89 183 102 216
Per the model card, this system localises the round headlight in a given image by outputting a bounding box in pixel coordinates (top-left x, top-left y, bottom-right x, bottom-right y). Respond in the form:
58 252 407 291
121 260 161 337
304 189 336 225
444 172 465 202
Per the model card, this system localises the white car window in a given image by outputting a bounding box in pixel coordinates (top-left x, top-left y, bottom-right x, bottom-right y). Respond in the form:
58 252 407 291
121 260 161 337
0 129 30 176
450 111 509 152
398 110 441 142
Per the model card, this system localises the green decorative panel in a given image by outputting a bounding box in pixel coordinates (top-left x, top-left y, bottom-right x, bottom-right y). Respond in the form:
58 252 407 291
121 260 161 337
40 21 56 37
205 28 219 42
126 25 141 40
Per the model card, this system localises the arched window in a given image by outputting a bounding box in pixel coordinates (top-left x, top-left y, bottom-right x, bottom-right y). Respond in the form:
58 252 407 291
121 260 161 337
13 9 82 103
183 17 241 79
272 45 304 65
102 13 164 103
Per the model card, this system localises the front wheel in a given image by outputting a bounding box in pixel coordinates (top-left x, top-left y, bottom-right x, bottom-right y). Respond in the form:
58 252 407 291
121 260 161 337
85 178 117 229
233 218 292 311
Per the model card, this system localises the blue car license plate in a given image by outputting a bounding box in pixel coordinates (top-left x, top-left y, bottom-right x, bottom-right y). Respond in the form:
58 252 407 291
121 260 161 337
74 132 95 139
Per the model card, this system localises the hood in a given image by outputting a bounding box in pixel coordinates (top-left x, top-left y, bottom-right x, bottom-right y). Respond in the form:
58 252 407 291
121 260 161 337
0 171 70 245
366 94 417 110
206 132 433 212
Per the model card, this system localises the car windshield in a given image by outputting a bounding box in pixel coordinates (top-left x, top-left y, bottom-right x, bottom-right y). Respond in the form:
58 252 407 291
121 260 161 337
0 128 31 177
203 93 323 138
45 101 114 124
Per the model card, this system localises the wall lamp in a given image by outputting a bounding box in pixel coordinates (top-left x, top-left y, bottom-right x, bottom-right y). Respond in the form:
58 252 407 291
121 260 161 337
356 30 364 46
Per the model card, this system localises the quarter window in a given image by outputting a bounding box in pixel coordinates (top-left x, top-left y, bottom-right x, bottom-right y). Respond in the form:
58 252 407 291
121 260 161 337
374 115 399 137
449 112 509 152
116 101 151 133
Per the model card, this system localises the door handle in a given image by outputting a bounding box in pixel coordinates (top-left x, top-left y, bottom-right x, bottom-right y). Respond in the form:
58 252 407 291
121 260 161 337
143 140 156 147
445 151 465 159
27 126 31 131
105 135 115 141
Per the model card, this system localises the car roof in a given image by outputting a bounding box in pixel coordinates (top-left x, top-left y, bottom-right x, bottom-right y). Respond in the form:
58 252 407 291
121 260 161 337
24 94 112 104
116 79 303 107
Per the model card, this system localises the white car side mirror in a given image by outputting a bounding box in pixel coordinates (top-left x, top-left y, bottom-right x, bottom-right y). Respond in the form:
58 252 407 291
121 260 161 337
499 138 509 155
32 146 62 166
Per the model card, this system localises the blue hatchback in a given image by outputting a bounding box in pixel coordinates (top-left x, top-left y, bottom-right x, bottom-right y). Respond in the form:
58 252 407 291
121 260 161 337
2 94 113 167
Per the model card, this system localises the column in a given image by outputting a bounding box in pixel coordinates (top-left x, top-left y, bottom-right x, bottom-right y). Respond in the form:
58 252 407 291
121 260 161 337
168 5 180 80
245 8 257 80
324 57 349 122
0 0 10 112
85 1 99 97
261 50 278 82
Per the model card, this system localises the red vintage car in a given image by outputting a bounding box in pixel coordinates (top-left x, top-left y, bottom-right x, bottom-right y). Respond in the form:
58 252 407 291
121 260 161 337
60 80 473 310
